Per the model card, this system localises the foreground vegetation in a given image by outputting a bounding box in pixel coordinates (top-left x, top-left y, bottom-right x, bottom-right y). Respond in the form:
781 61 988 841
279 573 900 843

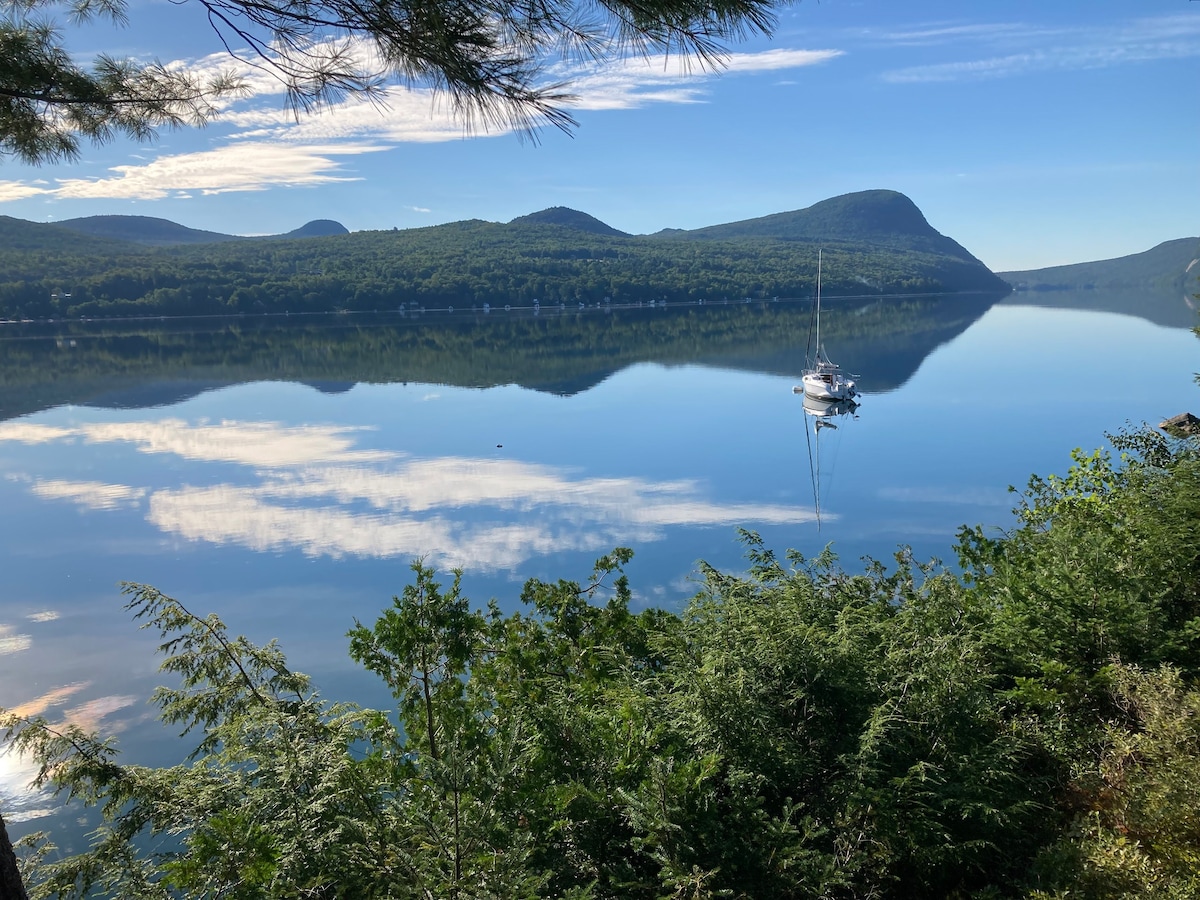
3 421 1200 898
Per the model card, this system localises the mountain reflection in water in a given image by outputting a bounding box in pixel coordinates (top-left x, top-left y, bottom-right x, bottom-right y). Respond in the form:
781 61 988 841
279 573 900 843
0 293 1002 421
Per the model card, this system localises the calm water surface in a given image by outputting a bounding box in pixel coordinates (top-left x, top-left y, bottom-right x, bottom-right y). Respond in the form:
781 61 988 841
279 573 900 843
2 290 1197 840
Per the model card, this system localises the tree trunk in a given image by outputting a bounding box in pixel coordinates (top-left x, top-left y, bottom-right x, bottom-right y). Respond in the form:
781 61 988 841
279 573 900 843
0 811 29 900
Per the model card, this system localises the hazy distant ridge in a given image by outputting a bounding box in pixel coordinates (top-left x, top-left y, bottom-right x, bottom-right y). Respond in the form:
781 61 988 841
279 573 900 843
54 215 350 246
1000 238 1200 294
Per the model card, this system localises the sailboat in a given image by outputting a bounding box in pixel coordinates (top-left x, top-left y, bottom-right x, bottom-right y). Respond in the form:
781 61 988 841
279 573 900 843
802 393 859 529
795 250 858 401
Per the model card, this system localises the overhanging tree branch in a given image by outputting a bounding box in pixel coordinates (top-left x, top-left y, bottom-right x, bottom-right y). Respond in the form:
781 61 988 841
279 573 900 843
2 0 784 162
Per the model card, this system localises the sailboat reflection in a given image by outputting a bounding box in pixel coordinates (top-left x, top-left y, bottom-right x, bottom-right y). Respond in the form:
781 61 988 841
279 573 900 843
802 394 860 528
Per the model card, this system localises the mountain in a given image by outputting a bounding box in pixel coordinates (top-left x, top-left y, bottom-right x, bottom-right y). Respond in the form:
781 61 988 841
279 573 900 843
659 190 983 261
999 238 1200 294
0 190 1010 321
509 207 628 237
281 220 351 239
52 215 350 246
0 215 130 253
55 215 239 246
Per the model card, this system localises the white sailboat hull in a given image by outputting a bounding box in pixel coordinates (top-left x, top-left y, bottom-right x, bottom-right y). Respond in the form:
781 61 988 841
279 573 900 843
801 371 857 401
793 248 859 402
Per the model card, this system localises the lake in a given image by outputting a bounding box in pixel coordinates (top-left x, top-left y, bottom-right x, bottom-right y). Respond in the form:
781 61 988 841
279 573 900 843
2 287 1197 843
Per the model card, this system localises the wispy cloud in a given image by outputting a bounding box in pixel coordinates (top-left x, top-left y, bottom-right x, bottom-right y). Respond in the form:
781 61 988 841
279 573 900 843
557 47 840 111
0 44 839 202
882 14 1200 84
874 22 1035 46
52 140 385 200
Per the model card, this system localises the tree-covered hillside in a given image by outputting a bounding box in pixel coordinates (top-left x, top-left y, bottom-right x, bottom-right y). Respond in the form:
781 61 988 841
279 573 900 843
509 207 629 237
0 191 1011 321
659 189 984 260
53 215 240 246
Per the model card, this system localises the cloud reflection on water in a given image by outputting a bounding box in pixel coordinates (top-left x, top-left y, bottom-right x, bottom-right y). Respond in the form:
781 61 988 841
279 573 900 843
2 418 816 572
80 420 395 468
0 625 31 655
31 480 147 510
1 685 139 822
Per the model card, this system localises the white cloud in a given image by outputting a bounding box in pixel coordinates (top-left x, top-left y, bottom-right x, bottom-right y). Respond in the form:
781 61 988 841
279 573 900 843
0 181 49 201
721 47 843 73
0 44 841 202
225 87 472 144
53 141 386 201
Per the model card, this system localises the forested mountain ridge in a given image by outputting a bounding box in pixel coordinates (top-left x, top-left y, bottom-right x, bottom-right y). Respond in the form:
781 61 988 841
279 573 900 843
1000 237 1200 294
657 189 986 261
0 215 132 253
0 190 1011 320
509 207 629 236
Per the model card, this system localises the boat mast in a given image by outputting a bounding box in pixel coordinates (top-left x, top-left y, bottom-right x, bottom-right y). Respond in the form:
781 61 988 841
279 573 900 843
815 249 822 364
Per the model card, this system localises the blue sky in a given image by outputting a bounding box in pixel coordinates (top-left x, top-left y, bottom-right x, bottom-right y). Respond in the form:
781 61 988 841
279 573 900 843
0 0 1197 271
